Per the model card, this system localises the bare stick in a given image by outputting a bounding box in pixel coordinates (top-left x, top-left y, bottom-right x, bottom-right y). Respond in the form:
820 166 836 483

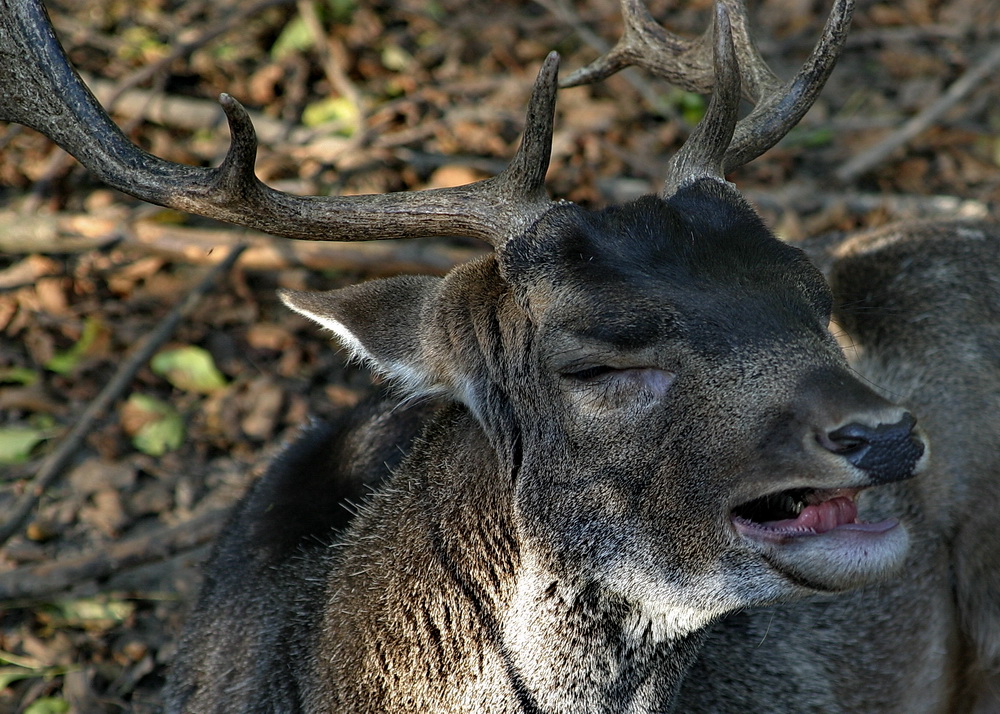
101 0 297 110
835 44 1000 184
0 508 228 600
746 188 991 221
0 245 247 548
128 221 486 275
295 0 363 117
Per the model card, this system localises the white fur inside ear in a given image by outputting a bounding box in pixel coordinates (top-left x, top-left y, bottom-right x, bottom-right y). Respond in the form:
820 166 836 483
281 295 377 365
279 291 434 397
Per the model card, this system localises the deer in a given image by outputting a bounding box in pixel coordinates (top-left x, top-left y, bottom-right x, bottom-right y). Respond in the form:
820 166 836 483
551 5 1000 712
671 217 1000 713
1 0 994 711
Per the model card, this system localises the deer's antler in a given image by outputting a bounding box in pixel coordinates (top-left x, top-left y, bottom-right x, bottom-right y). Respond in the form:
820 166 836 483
562 0 854 189
0 0 558 249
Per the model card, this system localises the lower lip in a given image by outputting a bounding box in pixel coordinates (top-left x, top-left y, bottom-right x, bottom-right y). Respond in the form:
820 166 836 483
732 513 900 544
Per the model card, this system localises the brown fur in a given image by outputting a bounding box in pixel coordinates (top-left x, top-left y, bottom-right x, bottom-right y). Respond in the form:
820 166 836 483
164 188 932 712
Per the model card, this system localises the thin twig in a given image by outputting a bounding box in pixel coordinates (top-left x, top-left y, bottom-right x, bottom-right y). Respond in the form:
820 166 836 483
835 44 1000 184
295 0 363 115
102 0 297 110
0 245 247 548
0 508 228 600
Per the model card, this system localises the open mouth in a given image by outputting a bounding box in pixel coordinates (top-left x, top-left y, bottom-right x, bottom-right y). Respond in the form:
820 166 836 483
731 487 898 543
729 485 909 592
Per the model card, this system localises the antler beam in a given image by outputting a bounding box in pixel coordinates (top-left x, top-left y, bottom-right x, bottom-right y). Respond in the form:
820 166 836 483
0 0 559 249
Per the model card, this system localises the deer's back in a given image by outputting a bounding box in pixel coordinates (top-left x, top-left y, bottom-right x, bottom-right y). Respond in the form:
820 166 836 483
163 394 442 713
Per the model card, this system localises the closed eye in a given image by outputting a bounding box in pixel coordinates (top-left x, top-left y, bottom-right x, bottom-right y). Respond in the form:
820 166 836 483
561 366 676 401
563 365 618 382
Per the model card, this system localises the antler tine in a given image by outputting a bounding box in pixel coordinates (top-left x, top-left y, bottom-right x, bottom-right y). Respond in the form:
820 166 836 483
560 0 715 93
723 0 853 172
0 0 558 249
660 3 740 198
561 0 854 173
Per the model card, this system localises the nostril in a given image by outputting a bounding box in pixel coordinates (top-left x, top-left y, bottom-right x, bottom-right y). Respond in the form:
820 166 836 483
819 413 924 484
823 422 874 456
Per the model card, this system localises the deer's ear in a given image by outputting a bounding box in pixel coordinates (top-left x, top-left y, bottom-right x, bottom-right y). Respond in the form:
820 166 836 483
279 276 440 395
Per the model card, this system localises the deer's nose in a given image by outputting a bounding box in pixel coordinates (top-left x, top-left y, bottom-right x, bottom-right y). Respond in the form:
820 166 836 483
819 413 925 484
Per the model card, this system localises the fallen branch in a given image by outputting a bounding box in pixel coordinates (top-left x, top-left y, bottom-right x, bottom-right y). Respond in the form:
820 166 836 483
128 220 487 275
744 187 993 221
0 508 227 600
835 44 1000 184
85 77 309 149
0 206 486 275
0 245 246 548
0 209 123 256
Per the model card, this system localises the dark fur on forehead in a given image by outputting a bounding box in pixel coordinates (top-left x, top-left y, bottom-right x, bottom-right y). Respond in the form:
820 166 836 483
504 178 831 317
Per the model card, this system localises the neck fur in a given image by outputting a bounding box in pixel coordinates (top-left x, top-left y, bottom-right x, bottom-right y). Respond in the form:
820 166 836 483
499 558 710 713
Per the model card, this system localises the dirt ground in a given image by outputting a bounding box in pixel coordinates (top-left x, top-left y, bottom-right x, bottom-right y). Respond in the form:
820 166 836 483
1 0 999 711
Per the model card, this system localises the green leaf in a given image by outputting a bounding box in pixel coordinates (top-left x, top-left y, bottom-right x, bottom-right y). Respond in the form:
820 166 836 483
0 650 76 690
49 596 135 630
0 650 43 668
133 414 184 456
381 44 412 72
270 1 357 60
301 96 360 135
271 15 313 60
24 697 70 714
0 665 36 689
45 317 103 375
326 0 357 23
117 26 168 62
0 366 39 385
124 394 185 456
676 90 706 125
0 426 48 464
151 346 228 394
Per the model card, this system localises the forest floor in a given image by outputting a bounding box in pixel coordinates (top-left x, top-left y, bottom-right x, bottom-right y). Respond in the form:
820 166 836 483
2 0 1000 711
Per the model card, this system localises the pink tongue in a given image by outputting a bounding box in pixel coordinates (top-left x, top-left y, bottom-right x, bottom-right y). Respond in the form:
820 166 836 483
767 496 858 534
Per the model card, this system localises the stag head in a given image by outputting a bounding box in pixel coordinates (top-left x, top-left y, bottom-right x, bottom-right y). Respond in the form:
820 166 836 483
0 0 923 632
274 2 922 627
